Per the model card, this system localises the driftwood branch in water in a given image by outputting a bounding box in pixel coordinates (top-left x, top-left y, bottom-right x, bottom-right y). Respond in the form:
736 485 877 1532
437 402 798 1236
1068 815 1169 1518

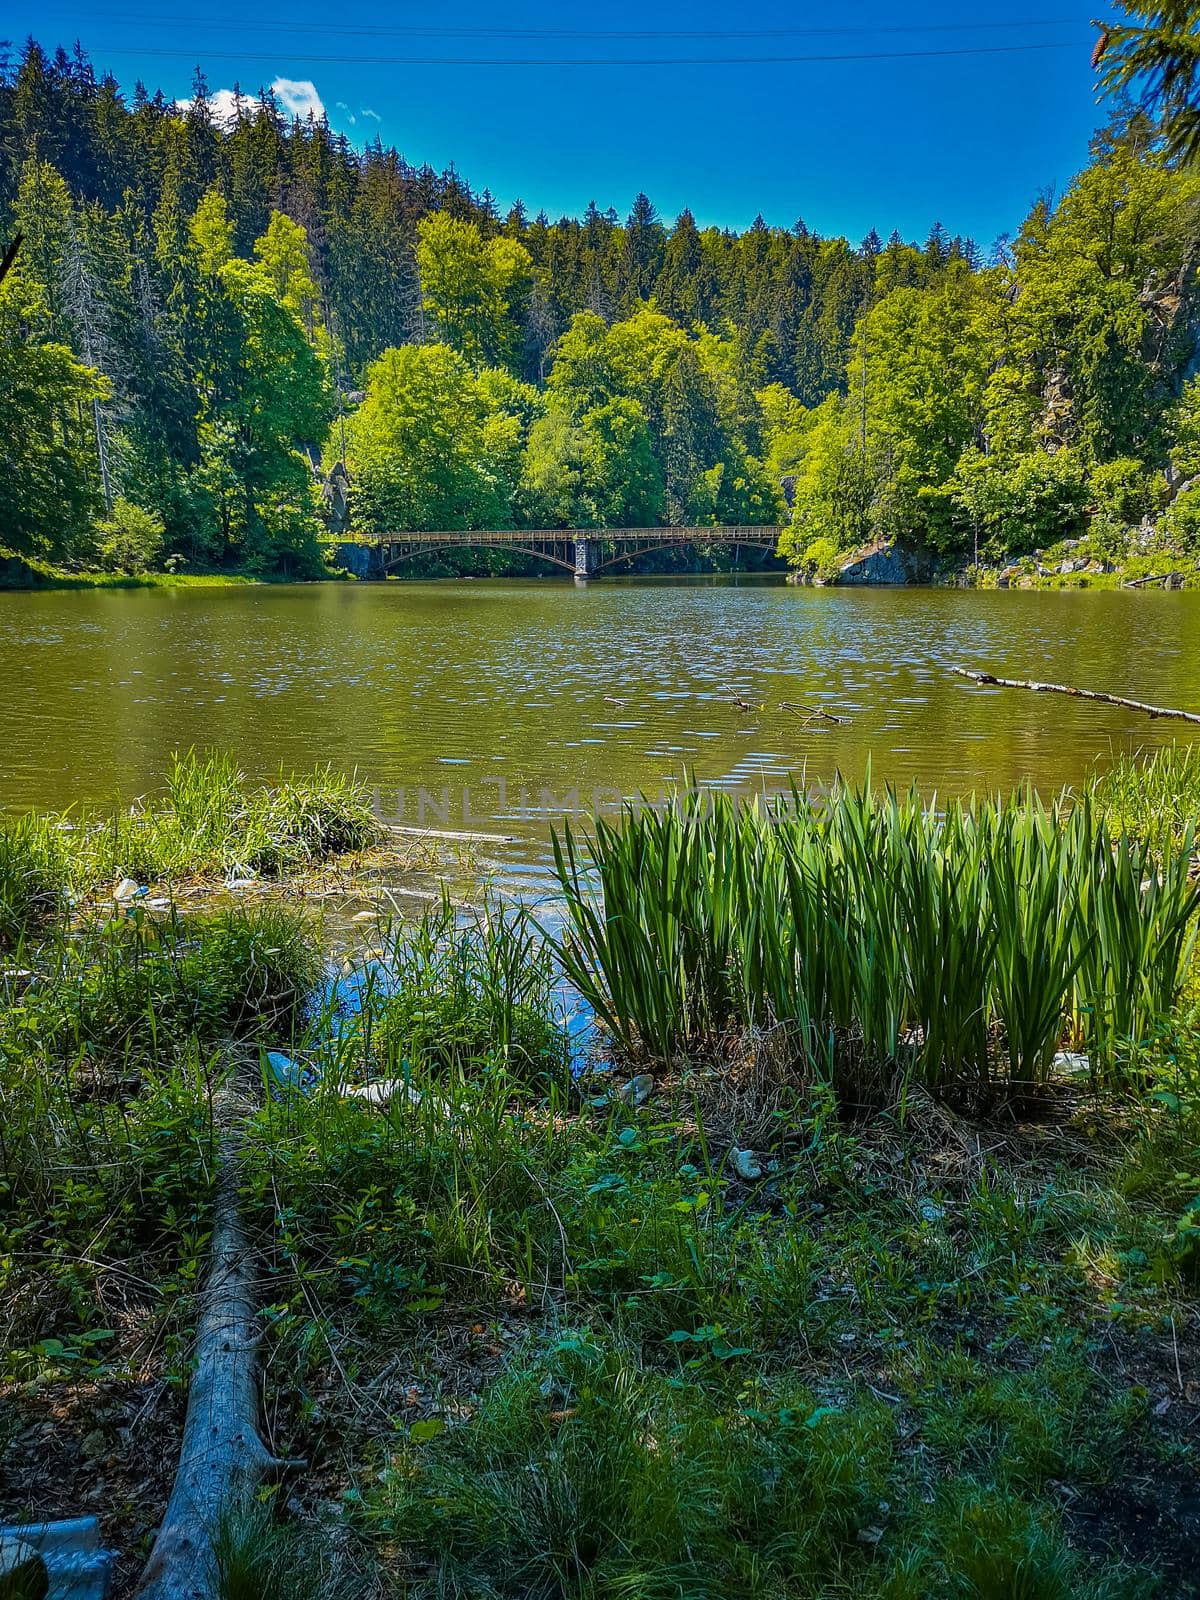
951 667 1200 726
135 1100 293 1600
780 700 847 725
383 822 515 844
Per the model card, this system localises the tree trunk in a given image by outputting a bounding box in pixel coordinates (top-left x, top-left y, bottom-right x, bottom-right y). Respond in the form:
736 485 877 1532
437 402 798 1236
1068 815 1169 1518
134 1115 286 1600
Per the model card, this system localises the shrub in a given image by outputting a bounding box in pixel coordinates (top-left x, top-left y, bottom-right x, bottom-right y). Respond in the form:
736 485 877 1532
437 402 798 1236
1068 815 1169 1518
1089 457 1159 526
1162 482 1200 552
94 497 165 574
800 534 843 582
950 447 1090 559
49 904 322 1059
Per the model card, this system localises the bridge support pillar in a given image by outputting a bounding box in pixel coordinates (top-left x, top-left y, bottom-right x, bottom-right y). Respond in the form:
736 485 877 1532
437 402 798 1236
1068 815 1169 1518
573 536 597 579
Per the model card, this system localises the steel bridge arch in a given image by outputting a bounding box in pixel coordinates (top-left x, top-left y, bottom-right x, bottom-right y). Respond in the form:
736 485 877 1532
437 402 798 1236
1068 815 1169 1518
380 541 577 575
591 535 778 572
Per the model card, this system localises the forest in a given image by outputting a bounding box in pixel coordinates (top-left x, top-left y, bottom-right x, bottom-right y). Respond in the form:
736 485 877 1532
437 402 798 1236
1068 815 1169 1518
1 37 1198 579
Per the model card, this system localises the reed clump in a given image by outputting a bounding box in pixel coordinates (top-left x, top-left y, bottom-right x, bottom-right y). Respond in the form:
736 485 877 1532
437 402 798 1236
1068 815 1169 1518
1088 742 1200 858
77 750 380 886
553 781 1199 1105
0 811 67 948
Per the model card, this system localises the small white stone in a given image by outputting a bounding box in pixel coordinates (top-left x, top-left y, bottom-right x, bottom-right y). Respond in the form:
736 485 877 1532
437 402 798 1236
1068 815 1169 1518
615 1073 654 1107
730 1147 764 1180
1052 1051 1090 1077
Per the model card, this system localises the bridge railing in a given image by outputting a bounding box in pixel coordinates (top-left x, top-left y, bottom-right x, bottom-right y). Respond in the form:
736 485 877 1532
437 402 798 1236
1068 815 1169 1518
347 526 783 545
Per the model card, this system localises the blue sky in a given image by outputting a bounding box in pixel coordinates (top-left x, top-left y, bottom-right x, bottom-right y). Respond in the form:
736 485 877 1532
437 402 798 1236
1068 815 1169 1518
13 3 1118 247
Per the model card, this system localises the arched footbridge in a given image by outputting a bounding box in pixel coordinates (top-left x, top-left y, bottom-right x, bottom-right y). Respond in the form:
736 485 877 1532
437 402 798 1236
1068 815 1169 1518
334 526 784 579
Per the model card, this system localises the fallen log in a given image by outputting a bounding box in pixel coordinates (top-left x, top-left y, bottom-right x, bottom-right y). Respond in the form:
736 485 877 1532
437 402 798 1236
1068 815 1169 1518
951 666 1200 726
134 1102 296 1600
1122 571 1183 588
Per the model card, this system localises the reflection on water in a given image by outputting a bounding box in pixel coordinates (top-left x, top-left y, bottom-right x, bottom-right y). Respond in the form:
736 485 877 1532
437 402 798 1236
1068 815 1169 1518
1 575 1198 893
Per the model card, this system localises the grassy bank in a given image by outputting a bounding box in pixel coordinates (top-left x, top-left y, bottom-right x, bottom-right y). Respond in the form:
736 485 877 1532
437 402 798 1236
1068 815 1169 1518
955 532 1200 592
2 752 1199 1597
0 752 382 931
0 548 272 591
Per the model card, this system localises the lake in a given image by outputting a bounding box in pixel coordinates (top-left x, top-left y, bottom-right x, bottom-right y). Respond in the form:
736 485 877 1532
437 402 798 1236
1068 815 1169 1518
1 576 1198 893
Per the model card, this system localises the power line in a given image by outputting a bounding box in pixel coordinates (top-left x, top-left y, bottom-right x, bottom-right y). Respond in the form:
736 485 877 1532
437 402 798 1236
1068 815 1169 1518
98 41 1082 69
69 13 1085 41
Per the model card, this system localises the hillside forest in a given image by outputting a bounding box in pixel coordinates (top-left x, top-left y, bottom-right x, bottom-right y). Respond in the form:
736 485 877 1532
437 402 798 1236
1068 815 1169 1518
2 39 1199 580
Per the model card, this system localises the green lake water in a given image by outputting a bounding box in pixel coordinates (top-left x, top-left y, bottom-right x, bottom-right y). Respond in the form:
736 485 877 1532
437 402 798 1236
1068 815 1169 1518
1 576 1198 892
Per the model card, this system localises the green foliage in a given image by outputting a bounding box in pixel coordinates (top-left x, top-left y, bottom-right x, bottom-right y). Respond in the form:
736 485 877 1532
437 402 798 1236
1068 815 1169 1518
796 535 842 581
0 1547 49 1600
417 213 533 372
949 448 1090 559
1088 744 1200 857
1168 375 1200 477
1162 481 1200 549
4 151 332 576
56 904 322 1058
0 227 108 562
94 497 165 574
369 1329 1142 1599
1094 2 1200 165
344 344 527 534
773 134 1200 570
213 1500 351 1600
776 395 874 559
373 1343 893 1597
364 898 568 1083
0 813 65 949
1090 456 1160 525
72 751 379 885
0 996 214 1378
7 42 1196 573
552 783 1199 1102
520 397 665 529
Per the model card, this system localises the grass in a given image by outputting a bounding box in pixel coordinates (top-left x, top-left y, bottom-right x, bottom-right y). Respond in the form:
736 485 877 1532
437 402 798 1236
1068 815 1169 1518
0 903 323 1381
54 902 324 1059
553 778 1199 1105
0 547 265 590
248 1023 1200 1597
0 810 65 949
1089 744 1200 858
0 752 381 916
370 1341 1141 1600
213 1501 355 1600
79 750 381 885
3 748 1200 1597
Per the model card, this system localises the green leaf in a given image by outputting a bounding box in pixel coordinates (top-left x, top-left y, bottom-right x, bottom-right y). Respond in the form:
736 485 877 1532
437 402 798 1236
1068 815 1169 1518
410 1418 446 1443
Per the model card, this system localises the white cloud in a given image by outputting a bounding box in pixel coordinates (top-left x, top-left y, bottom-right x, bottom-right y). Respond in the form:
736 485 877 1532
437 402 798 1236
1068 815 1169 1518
176 85 246 123
210 88 243 123
273 77 325 121
360 106 381 121
176 75 325 125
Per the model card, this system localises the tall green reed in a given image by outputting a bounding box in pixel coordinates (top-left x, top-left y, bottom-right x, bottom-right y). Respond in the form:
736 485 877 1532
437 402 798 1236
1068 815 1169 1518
552 780 1200 1105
